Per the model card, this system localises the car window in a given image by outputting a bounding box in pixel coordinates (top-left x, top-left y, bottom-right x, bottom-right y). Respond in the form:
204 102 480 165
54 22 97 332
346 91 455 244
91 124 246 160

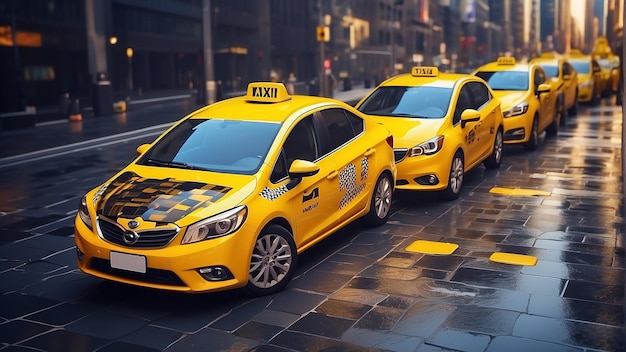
358 86 452 118
540 64 559 78
140 118 280 174
453 85 473 125
570 60 590 74
534 68 546 87
271 115 320 182
467 81 490 110
476 70 529 91
319 108 362 151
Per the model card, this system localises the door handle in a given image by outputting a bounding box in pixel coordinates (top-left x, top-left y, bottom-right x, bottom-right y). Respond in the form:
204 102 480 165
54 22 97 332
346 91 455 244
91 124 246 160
364 148 375 157
327 170 339 180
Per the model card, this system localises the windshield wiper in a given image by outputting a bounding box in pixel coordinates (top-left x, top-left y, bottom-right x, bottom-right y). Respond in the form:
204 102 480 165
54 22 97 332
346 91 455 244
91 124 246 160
146 158 212 171
391 113 425 118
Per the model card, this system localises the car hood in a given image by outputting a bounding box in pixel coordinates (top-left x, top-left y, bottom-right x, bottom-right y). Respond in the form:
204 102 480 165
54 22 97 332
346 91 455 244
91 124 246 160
367 116 445 148
491 91 528 110
94 169 256 225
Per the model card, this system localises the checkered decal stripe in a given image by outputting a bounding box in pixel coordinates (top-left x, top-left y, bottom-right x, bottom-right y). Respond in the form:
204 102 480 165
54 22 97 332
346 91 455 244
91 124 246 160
97 172 231 223
339 160 367 209
260 185 289 201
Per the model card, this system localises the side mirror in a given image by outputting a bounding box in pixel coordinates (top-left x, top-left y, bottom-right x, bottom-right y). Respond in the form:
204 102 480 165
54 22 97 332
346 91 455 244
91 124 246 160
136 144 150 155
460 109 481 128
536 83 551 95
286 159 320 190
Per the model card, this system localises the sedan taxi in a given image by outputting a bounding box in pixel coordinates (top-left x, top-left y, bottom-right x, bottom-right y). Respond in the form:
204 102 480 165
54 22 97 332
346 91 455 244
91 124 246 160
74 82 396 296
355 66 503 200
530 52 578 118
566 49 603 104
473 57 559 151
592 36 620 96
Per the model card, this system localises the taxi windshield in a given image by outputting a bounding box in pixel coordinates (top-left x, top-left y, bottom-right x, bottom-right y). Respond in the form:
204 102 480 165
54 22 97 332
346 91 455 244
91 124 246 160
139 118 280 174
597 58 611 70
538 64 559 78
570 61 590 74
357 86 452 118
475 71 529 91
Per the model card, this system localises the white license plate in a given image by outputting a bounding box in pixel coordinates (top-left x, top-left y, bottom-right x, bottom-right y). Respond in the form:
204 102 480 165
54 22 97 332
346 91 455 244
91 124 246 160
110 251 147 274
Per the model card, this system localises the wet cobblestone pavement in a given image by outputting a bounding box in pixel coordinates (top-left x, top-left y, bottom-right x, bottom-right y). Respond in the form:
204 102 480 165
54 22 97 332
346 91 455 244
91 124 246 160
0 96 624 351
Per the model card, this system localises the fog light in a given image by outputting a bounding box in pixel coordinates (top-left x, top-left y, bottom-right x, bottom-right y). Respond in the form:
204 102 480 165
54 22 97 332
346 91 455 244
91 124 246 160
198 266 234 281
415 174 439 185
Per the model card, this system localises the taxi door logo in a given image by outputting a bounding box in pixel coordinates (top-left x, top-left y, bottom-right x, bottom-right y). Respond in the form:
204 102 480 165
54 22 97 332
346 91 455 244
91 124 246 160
302 188 319 213
339 157 369 209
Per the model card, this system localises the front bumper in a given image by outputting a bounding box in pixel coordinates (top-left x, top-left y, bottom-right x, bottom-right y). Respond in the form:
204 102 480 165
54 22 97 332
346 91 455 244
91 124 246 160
502 113 532 144
393 151 451 191
74 216 254 292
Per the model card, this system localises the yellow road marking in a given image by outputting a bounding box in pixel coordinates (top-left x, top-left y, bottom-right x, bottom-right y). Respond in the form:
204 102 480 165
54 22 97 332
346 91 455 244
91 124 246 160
406 240 458 255
489 187 551 197
489 252 538 266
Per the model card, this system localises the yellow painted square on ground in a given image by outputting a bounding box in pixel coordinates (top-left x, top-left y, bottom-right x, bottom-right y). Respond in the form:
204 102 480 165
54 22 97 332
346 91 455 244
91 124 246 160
405 240 458 255
489 252 538 266
489 187 551 197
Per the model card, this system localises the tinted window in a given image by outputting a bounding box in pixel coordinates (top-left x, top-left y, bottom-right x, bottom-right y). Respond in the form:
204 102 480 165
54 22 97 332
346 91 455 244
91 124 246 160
453 85 473 125
271 115 320 182
570 60 590 74
319 108 361 151
539 64 559 78
468 81 491 109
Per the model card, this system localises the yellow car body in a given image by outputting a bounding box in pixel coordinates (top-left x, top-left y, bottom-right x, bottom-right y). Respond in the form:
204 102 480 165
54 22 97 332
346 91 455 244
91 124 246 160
530 52 579 117
566 50 603 104
355 66 504 200
473 57 560 151
74 82 396 295
592 36 620 96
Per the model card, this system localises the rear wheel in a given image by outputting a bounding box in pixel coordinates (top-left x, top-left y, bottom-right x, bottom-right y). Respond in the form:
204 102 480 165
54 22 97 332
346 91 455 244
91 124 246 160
361 173 393 227
244 225 297 296
483 127 503 169
441 151 464 201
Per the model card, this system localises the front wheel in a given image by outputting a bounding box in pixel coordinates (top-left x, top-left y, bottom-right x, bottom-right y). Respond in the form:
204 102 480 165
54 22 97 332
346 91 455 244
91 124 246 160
524 116 539 151
361 173 393 227
546 102 560 136
568 91 578 117
441 151 464 201
244 225 297 296
483 127 503 169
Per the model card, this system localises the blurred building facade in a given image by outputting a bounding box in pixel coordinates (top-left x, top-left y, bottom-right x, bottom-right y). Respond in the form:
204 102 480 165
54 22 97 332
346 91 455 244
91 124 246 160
0 0 619 114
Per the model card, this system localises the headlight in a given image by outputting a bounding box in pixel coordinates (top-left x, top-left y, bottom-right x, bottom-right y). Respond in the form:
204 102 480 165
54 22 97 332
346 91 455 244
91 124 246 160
78 196 93 230
181 205 247 244
409 135 444 157
503 102 529 117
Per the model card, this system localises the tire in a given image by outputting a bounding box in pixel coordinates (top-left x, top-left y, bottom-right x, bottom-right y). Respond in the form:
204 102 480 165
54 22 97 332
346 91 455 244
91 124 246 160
568 91 578 117
483 127 503 169
244 225 297 296
546 102 560 136
361 173 393 227
524 116 539 151
441 151 464 201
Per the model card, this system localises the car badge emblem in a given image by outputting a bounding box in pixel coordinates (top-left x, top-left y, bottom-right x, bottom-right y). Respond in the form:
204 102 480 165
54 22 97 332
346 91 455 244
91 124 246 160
128 220 140 229
123 231 140 245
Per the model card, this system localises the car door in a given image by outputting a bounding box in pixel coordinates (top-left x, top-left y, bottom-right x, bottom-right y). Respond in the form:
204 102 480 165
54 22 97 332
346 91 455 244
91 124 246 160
467 81 496 160
534 67 554 130
562 62 577 108
316 107 373 224
269 114 341 248
454 84 483 167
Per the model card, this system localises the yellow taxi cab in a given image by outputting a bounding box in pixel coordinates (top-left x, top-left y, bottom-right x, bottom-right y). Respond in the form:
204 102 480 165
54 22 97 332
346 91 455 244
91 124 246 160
592 36 620 96
355 66 504 201
566 49 603 104
473 57 560 151
74 82 396 296
530 52 579 118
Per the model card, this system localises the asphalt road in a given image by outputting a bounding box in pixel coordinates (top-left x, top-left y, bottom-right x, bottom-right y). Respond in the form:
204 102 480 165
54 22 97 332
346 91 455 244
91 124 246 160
0 92 624 352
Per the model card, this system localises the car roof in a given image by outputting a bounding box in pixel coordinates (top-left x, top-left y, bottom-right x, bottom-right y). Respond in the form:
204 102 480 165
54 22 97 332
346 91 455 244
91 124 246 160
188 82 347 123
378 69 474 89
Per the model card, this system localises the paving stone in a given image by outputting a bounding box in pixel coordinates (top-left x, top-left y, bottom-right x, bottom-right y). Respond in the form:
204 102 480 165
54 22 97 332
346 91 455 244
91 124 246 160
0 292 60 319
288 312 355 338
426 328 491 352
270 330 384 352
0 320 52 344
65 311 148 339
118 325 184 350
20 329 108 352
165 328 259 352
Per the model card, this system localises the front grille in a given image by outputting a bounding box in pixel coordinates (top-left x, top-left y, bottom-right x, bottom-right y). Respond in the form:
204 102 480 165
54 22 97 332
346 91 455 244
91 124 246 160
90 258 186 287
97 216 179 248
394 148 408 163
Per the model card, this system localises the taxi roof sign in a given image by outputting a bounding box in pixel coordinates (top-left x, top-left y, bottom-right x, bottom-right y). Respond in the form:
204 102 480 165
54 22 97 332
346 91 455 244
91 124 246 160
411 66 439 77
246 82 291 103
497 57 516 65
